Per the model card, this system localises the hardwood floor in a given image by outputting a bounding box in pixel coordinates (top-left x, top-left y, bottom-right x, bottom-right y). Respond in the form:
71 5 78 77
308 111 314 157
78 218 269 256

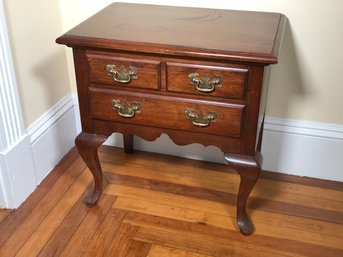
0 146 342 257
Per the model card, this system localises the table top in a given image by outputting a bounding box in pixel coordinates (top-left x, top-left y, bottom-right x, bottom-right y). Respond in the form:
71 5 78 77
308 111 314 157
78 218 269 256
56 3 285 64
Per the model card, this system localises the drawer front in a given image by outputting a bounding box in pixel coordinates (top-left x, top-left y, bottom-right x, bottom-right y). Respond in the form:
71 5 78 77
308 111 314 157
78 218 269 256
90 89 245 138
86 51 161 90
167 62 248 99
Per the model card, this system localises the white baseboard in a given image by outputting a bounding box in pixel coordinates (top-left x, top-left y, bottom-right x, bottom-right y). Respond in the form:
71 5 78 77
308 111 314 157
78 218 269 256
0 93 79 208
27 94 78 184
261 117 343 182
0 135 36 208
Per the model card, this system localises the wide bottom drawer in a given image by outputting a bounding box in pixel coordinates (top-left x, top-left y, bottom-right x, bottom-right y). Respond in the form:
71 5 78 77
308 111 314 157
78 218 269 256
90 88 245 138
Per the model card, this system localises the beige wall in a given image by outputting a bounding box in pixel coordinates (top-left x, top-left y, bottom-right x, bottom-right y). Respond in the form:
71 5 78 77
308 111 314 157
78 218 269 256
3 0 70 127
59 0 343 125
5 0 343 127
58 0 110 98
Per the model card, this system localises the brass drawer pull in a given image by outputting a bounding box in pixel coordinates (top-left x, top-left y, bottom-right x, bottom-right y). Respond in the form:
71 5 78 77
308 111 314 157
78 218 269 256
189 73 223 93
106 64 138 84
185 108 217 127
112 99 141 118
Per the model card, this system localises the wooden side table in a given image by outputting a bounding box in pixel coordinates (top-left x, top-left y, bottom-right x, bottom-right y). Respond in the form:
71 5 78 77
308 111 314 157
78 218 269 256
57 3 285 235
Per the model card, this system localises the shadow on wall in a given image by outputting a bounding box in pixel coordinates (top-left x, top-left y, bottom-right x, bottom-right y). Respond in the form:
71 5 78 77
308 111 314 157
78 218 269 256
266 19 306 117
32 48 70 108
252 19 309 205
12 46 71 129
261 19 308 176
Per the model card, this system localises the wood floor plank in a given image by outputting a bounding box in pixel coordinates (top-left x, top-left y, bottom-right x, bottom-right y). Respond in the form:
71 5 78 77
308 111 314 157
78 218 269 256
114 196 236 230
105 172 343 231
147 245 213 257
106 185 343 249
0 148 80 247
102 153 343 211
256 178 343 202
58 194 117 257
0 157 86 256
124 240 152 257
135 226 292 257
100 146 343 195
105 184 234 218
104 172 239 206
101 161 239 196
100 146 343 193
36 191 90 257
125 211 343 257
0 209 11 224
102 222 139 257
108 171 343 223
82 208 128 257
14 169 92 257
99 150 239 184
119 197 342 253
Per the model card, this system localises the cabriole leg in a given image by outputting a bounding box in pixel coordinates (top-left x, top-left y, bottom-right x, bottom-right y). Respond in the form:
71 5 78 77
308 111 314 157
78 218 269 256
75 132 107 207
225 152 261 236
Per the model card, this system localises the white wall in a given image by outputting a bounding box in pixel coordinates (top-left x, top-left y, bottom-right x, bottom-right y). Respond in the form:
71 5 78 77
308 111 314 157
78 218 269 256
3 0 71 127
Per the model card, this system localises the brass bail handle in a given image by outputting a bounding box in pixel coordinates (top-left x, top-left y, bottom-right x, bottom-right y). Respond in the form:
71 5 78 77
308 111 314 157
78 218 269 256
189 73 223 93
106 64 138 84
185 108 217 127
112 99 141 118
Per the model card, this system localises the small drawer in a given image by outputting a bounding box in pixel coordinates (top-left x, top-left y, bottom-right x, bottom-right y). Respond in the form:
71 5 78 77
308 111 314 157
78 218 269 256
167 62 248 99
90 88 245 138
86 51 161 90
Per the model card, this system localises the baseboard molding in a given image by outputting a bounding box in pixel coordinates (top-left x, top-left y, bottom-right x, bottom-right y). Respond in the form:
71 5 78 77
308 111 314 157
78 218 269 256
263 117 343 140
27 94 78 184
0 135 36 208
0 93 79 208
27 94 76 144
262 117 343 182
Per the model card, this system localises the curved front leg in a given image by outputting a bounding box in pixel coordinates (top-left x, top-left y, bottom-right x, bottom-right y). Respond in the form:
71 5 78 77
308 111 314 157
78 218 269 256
225 152 261 236
75 132 107 207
